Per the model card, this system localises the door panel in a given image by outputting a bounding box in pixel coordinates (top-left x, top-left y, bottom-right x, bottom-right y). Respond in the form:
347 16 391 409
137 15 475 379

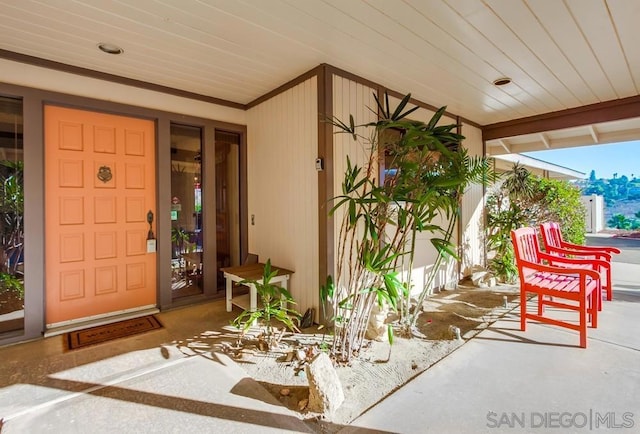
45 106 156 325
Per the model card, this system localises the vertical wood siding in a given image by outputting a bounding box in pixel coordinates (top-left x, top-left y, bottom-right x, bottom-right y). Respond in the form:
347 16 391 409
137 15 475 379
331 76 378 282
460 124 486 275
246 77 319 314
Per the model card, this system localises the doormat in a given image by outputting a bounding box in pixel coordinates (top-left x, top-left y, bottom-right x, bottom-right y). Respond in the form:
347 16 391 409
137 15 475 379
64 315 163 350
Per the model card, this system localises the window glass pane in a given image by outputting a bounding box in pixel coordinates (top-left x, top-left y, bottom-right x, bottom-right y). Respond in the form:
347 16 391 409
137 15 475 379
170 124 203 299
0 96 24 334
214 130 241 289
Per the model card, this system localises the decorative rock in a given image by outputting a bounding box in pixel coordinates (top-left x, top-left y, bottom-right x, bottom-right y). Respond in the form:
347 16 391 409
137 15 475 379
298 398 309 411
285 351 294 362
305 352 345 415
471 271 488 286
471 268 497 288
443 280 458 290
365 303 389 341
295 349 307 361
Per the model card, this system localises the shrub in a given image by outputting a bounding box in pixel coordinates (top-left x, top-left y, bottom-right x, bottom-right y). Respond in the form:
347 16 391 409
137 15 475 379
487 165 586 281
526 177 586 245
608 213 631 230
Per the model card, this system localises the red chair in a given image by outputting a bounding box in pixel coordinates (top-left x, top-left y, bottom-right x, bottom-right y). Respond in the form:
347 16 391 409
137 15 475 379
511 227 605 348
540 222 619 301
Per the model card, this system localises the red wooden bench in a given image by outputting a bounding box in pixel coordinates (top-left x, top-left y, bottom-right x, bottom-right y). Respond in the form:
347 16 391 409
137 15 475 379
511 227 604 348
540 222 619 301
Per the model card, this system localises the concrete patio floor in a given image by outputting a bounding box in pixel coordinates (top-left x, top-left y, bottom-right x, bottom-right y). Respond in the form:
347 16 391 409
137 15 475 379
0 299 317 433
0 237 638 433
342 236 640 434
342 261 640 433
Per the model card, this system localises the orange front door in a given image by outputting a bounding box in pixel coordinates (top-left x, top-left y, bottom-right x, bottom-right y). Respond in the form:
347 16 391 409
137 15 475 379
44 106 156 325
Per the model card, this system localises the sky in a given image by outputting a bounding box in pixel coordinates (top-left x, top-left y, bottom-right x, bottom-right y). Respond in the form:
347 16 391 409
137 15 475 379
523 140 640 180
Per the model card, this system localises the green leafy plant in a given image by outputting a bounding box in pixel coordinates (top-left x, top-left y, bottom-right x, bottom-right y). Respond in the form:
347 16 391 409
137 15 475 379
398 141 494 333
0 160 24 278
328 92 494 362
528 177 586 244
486 164 586 282
319 274 335 326
486 164 533 283
0 272 23 298
608 213 631 229
232 259 300 349
0 160 24 306
488 250 518 285
171 226 193 257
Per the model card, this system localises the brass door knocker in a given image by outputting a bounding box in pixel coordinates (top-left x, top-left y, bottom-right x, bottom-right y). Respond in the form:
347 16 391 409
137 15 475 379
97 165 112 183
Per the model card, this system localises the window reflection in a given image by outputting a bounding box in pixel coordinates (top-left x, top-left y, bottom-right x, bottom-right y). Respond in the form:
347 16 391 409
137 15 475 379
170 124 204 299
0 96 24 334
215 130 241 288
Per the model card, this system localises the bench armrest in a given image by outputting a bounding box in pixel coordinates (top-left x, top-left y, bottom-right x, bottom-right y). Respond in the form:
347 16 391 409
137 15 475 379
537 251 609 270
542 246 611 262
518 259 601 282
558 240 620 255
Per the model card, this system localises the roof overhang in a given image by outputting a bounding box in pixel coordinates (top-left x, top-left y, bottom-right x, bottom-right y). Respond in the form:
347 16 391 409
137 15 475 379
491 154 585 180
484 96 640 156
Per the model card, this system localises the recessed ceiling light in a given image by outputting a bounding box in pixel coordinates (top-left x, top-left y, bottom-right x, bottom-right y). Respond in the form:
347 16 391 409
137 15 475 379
97 42 124 55
493 77 512 86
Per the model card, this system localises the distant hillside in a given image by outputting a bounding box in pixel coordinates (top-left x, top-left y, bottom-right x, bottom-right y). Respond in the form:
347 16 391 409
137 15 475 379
603 199 640 221
576 172 640 228
577 172 640 218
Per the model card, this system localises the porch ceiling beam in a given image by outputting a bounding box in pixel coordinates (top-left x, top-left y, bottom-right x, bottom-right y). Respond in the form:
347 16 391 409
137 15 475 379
482 94 640 141
539 133 551 149
497 139 511 153
589 125 599 143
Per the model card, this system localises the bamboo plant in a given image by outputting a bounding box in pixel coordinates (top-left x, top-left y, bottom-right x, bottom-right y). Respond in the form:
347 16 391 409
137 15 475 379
326 92 494 362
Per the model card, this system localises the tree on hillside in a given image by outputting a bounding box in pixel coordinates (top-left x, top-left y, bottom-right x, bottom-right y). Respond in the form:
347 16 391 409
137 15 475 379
580 172 640 221
584 181 605 197
608 213 631 229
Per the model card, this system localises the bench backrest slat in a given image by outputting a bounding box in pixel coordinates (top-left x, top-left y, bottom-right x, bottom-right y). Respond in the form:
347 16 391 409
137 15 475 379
512 226 540 265
540 222 563 249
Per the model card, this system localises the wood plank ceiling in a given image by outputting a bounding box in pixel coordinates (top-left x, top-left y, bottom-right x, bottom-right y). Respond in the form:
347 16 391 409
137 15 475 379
1 0 639 150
